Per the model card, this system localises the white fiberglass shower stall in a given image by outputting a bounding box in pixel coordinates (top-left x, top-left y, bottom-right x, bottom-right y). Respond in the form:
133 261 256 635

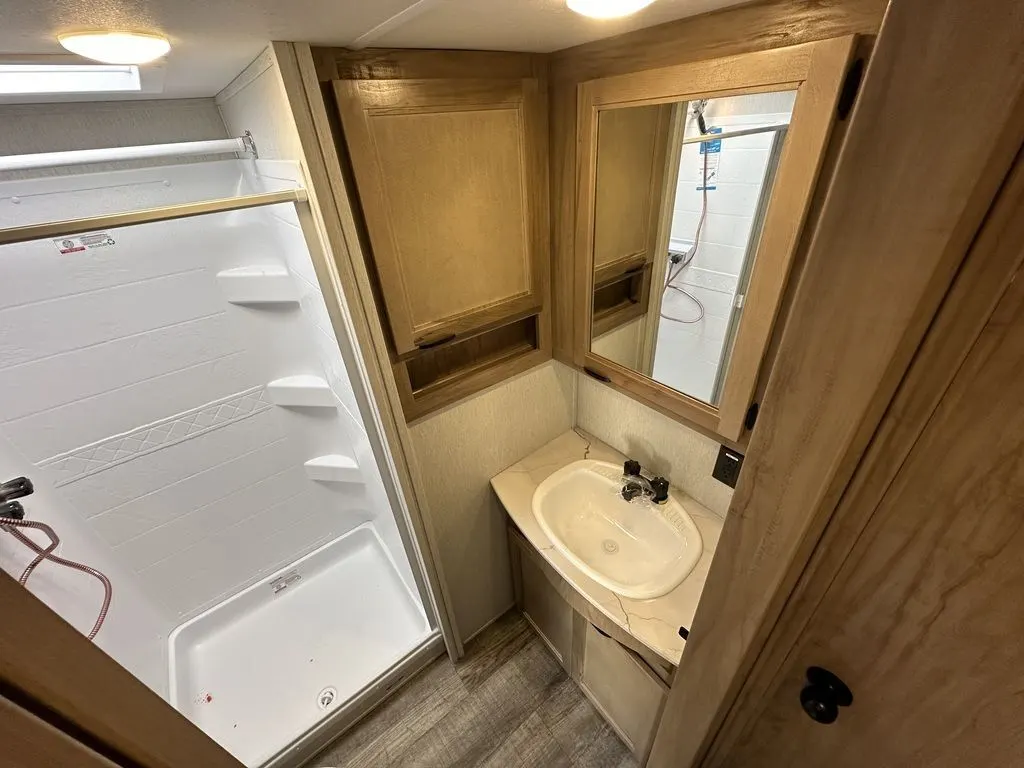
0 134 442 765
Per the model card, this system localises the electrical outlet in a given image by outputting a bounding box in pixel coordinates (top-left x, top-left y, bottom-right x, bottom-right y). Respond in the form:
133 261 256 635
712 445 744 488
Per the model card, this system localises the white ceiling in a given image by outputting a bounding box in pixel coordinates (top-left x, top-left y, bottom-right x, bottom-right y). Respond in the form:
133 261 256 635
0 0 750 100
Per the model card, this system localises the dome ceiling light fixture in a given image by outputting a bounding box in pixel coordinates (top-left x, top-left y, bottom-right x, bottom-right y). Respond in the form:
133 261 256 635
57 32 171 65
566 0 658 19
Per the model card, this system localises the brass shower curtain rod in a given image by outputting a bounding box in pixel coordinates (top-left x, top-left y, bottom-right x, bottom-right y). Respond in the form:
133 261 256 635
0 188 309 247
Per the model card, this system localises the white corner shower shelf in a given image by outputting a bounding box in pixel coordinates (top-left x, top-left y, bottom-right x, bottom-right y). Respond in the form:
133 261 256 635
304 455 360 483
267 375 338 408
216 266 298 305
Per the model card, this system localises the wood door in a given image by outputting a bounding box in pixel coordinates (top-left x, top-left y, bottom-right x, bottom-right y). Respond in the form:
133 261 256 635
334 77 547 355
716 216 1024 764
1 570 244 768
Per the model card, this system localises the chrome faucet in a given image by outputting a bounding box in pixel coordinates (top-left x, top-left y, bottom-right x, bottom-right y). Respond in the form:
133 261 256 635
620 460 670 504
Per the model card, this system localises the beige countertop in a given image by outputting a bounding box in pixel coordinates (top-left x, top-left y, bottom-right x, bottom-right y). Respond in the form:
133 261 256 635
490 429 723 666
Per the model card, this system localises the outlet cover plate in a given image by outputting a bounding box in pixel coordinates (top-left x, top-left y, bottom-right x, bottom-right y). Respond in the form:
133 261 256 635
713 445 744 488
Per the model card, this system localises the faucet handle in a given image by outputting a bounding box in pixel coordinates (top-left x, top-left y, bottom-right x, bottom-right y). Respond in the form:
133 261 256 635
0 476 33 503
623 459 641 477
650 477 670 504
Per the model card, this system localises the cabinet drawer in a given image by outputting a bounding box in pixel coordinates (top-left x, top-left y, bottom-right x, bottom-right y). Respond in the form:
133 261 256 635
581 621 667 760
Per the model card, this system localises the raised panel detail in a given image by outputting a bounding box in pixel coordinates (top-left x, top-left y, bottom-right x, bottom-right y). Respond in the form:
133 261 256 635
370 108 531 331
335 77 546 356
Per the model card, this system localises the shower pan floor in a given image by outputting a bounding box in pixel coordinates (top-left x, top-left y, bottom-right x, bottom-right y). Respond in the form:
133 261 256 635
168 524 431 767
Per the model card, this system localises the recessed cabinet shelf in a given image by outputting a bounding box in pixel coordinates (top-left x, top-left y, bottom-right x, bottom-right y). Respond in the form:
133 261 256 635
399 314 543 420
267 375 337 408
216 266 298 305
304 454 360 483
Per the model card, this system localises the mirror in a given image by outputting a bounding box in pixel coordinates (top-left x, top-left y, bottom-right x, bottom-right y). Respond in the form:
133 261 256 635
588 91 796 406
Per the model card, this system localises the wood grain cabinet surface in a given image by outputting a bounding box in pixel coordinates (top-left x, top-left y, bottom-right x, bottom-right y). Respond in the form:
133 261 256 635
334 77 547 356
593 104 673 286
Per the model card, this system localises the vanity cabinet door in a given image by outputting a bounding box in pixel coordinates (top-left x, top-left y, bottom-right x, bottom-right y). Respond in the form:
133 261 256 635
334 77 547 355
518 542 574 669
581 622 668 761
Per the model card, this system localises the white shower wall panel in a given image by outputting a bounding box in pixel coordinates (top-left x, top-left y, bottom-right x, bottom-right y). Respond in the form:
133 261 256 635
0 433 170 697
0 160 402 622
245 159 420 598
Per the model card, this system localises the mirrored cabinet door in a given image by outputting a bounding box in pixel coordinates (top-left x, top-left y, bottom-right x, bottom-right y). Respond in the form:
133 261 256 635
591 91 794 407
574 39 856 440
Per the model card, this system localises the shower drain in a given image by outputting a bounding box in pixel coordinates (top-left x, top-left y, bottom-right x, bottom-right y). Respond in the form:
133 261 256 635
602 539 620 554
317 687 338 710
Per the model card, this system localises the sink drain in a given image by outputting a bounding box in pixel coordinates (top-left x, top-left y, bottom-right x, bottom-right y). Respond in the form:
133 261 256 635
602 539 620 554
317 687 338 710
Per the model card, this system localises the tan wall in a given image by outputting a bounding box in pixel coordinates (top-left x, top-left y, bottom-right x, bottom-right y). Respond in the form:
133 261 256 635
0 99 227 180
408 361 575 639
576 372 733 517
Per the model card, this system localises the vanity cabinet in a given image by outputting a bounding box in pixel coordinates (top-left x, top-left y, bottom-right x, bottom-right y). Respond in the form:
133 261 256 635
509 524 669 761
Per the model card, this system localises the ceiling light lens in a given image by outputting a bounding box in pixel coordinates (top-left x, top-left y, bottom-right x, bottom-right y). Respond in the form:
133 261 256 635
58 32 170 65
566 0 657 18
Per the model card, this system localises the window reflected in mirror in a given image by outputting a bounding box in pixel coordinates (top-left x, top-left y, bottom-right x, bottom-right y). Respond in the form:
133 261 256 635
589 90 796 406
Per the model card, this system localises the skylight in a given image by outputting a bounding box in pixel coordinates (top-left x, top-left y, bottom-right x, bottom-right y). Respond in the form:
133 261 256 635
0 64 141 95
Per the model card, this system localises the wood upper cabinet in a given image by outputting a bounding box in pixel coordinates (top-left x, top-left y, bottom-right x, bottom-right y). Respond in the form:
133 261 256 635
334 77 547 355
593 104 674 286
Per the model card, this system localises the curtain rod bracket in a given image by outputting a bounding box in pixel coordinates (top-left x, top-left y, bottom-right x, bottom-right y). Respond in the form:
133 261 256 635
242 130 259 159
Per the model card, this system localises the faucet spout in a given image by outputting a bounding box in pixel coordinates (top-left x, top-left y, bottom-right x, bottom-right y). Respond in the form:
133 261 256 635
621 459 654 502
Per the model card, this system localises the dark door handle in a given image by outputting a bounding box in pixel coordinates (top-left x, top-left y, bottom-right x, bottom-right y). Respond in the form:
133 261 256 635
800 666 853 724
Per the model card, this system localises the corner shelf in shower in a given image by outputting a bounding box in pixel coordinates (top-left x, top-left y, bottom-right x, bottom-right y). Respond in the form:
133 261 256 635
216 266 299 304
267 375 337 408
304 454 360 483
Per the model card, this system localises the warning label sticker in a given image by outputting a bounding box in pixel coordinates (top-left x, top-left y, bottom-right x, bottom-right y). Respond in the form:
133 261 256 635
696 127 722 192
54 232 116 255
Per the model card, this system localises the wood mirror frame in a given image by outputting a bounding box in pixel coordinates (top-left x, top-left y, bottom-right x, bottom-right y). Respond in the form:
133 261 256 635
573 37 856 441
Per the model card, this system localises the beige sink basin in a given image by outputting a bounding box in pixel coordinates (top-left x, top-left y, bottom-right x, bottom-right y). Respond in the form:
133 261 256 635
531 460 702 599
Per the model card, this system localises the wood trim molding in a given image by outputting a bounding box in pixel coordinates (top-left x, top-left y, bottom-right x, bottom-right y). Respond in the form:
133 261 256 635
646 0 1024 764
272 42 465 657
0 573 243 768
313 47 545 82
550 0 886 84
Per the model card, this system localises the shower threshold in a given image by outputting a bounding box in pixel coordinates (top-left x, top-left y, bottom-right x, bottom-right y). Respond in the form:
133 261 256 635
168 523 431 767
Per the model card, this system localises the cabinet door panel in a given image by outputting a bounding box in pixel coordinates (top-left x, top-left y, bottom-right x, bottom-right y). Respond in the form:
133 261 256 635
581 621 668 760
520 543 574 668
335 77 545 354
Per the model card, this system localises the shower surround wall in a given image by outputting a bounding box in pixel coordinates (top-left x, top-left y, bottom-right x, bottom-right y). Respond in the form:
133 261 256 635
0 160 382 623
0 431 168 694
214 47 422 597
656 91 797 401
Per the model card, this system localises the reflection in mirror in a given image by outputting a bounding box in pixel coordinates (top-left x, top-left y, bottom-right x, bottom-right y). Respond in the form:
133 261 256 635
590 91 795 406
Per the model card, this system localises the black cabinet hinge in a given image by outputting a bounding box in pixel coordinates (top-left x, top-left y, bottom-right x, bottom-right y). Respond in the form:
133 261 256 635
744 401 759 431
837 58 865 120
